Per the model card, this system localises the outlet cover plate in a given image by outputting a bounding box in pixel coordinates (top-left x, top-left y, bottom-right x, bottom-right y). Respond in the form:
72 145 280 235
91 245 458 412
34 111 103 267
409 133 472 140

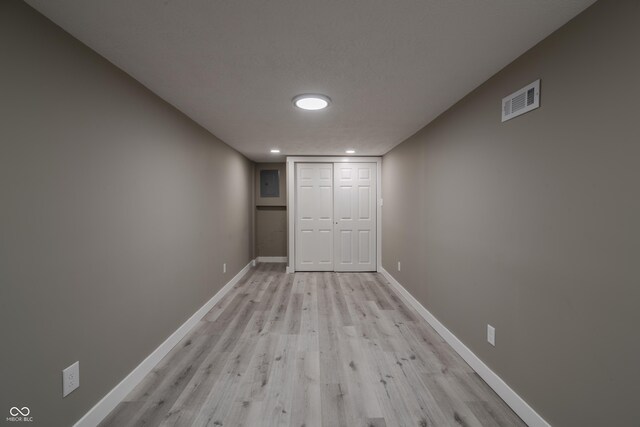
62 361 80 397
487 325 496 346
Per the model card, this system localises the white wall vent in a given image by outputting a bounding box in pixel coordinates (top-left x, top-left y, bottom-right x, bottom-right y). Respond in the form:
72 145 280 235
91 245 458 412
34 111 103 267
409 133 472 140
502 79 540 122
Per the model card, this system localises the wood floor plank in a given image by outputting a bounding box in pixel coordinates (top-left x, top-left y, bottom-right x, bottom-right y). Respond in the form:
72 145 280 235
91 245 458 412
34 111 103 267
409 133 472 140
328 272 354 326
290 351 321 427
339 329 384 422
368 272 419 322
100 263 526 427
261 334 298 427
420 372 486 427
317 272 341 386
119 335 214 427
158 291 263 425
99 401 144 427
320 383 349 427
297 273 319 353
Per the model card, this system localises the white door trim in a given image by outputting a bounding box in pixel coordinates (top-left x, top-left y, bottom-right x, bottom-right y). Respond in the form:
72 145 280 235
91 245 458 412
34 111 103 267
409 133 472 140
287 156 382 274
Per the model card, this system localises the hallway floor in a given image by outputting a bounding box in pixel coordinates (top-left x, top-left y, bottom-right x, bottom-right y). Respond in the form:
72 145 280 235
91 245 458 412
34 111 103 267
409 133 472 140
101 263 525 427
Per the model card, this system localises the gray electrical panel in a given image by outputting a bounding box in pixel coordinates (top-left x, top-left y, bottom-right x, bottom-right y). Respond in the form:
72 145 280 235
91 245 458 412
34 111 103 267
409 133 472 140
260 169 280 197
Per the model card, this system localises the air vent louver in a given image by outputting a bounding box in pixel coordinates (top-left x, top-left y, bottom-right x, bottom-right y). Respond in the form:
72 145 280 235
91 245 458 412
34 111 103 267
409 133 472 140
502 79 540 122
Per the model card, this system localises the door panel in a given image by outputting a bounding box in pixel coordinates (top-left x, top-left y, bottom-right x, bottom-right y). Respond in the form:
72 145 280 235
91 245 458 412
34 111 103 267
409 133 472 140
295 163 334 271
358 186 371 219
340 230 352 264
358 230 371 263
317 230 333 265
319 186 333 218
333 163 377 271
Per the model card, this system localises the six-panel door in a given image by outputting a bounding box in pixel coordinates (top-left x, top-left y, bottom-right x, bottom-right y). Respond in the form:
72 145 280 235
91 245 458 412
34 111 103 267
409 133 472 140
333 163 377 272
295 162 377 272
295 163 334 271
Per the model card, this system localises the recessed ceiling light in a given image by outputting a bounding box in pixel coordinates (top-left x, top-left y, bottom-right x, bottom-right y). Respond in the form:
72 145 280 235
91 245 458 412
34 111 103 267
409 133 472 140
345 149 356 154
293 94 331 111
270 149 280 153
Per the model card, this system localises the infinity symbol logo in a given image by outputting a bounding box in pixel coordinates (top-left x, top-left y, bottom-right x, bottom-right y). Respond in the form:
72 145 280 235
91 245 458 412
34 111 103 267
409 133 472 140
10 407 30 416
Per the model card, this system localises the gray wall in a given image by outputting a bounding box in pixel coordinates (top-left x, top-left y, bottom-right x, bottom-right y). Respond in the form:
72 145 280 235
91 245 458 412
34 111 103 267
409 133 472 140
255 207 287 257
255 163 287 257
0 2 254 426
382 1 640 426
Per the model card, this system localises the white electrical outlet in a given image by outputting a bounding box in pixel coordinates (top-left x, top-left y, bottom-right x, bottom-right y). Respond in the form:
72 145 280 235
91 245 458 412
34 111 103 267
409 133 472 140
397 261 401 272
487 325 496 346
223 263 227 273
62 361 80 397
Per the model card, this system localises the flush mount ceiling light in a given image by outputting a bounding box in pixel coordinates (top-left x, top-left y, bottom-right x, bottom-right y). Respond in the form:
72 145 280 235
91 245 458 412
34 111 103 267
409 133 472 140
345 149 356 154
270 149 281 153
293 94 331 111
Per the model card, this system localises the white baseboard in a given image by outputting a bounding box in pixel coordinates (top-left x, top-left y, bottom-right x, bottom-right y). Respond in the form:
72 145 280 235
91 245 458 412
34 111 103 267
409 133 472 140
379 267 550 427
73 259 255 427
256 256 288 263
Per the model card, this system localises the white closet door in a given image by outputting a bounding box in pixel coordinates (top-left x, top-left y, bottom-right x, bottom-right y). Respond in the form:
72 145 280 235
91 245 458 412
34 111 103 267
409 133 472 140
333 163 377 272
295 163 334 271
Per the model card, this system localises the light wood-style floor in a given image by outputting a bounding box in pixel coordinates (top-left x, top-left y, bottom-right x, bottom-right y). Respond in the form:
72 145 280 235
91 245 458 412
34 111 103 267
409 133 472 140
101 263 525 427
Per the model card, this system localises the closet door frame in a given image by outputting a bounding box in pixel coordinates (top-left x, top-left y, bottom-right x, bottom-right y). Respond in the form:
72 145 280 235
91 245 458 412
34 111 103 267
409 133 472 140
286 156 382 274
